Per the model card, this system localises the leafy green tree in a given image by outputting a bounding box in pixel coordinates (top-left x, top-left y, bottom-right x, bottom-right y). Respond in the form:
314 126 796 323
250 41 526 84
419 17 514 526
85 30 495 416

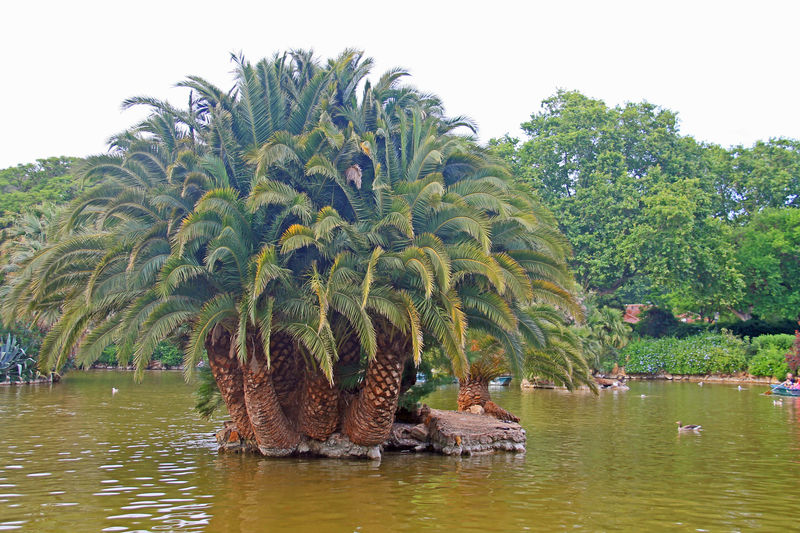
732 208 800 320
495 90 720 298
728 139 800 216
492 90 799 321
0 157 82 226
631 176 743 316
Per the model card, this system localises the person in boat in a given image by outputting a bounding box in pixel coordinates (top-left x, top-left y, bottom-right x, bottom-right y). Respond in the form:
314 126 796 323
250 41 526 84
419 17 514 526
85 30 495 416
780 373 795 387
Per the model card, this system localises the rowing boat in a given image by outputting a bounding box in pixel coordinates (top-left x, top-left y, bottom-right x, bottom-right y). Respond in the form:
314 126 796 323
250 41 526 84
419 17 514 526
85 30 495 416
770 385 800 397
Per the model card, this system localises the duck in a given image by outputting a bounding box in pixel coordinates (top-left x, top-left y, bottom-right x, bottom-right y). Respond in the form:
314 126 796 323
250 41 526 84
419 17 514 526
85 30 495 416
676 421 702 432
737 385 744 391
698 381 704 387
112 387 119 395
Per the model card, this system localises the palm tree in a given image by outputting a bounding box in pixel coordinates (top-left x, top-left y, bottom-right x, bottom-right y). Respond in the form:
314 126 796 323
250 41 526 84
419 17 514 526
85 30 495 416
3 50 582 455
457 305 597 420
522 306 597 390
0 205 60 283
575 296 631 371
456 331 519 421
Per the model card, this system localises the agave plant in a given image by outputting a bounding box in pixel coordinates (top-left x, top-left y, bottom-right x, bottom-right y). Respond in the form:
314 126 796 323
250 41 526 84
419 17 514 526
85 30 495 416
0 334 37 383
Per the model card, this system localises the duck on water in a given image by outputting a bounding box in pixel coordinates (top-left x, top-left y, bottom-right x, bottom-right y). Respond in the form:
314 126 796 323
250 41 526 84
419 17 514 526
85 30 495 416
676 421 702 432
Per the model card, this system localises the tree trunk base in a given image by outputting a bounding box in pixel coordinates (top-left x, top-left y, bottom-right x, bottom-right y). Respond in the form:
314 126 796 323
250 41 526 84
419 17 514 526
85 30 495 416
215 406 526 459
215 423 381 459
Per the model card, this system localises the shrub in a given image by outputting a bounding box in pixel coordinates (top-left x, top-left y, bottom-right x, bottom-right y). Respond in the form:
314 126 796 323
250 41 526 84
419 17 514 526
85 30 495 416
748 347 789 378
751 334 795 353
633 307 681 338
152 342 182 367
89 341 183 368
633 307 709 339
621 332 747 375
787 331 800 373
745 334 795 378
95 345 118 366
0 322 44 359
715 318 797 337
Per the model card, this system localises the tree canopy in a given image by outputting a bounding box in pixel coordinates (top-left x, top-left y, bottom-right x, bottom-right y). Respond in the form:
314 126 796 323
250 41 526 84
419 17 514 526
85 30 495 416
492 90 800 320
0 157 81 227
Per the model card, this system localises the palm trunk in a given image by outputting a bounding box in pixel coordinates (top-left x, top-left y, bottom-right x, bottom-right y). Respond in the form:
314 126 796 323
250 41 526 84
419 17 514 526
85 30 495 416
241 333 301 453
205 326 253 441
457 375 490 411
343 327 409 446
268 332 303 422
458 375 519 423
298 369 340 440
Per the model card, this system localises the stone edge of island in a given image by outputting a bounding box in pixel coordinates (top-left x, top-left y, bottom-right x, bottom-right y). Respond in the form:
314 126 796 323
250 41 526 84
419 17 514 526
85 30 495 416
215 407 526 459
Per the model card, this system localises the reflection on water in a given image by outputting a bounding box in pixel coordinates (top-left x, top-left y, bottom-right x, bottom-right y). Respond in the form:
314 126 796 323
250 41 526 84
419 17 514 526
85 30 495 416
1 372 798 531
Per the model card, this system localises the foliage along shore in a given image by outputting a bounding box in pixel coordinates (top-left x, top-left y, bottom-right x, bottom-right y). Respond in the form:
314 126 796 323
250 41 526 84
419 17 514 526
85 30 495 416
609 331 799 382
609 371 781 385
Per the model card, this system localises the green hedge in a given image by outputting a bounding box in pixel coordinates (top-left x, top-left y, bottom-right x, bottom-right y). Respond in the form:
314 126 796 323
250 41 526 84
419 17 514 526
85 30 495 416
621 332 747 374
747 334 794 378
751 334 795 352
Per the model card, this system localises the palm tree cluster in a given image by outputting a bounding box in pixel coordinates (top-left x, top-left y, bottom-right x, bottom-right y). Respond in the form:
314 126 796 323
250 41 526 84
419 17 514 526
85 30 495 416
2 50 585 454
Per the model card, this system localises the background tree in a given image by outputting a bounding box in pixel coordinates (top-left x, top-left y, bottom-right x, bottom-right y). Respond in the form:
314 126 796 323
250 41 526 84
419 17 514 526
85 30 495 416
732 208 800 320
492 90 800 322
0 157 82 227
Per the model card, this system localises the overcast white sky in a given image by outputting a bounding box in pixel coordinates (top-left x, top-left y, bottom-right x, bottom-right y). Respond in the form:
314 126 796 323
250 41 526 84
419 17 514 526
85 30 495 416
1 0 798 168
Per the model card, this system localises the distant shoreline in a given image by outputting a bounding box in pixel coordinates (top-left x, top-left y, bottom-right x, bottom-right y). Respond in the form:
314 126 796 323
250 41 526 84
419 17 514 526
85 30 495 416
618 372 780 385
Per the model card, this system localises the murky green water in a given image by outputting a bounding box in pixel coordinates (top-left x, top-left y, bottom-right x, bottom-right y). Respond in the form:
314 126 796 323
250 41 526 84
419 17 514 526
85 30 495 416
1 372 799 532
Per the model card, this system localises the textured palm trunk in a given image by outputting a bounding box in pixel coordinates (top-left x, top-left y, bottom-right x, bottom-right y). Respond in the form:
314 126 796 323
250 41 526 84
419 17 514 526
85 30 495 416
457 375 519 423
343 327 409 446
205 326 254 440
298 369 341 440
457 375 491 411
268 332 302 423
240 333 301 453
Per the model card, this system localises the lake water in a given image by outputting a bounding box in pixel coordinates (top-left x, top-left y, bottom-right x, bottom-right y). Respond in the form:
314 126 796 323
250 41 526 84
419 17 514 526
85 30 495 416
1 372 798 532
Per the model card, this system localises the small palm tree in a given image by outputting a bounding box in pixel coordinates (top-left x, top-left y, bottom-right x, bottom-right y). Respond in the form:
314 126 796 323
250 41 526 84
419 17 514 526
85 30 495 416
575 295 631 372
458 305 598 419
